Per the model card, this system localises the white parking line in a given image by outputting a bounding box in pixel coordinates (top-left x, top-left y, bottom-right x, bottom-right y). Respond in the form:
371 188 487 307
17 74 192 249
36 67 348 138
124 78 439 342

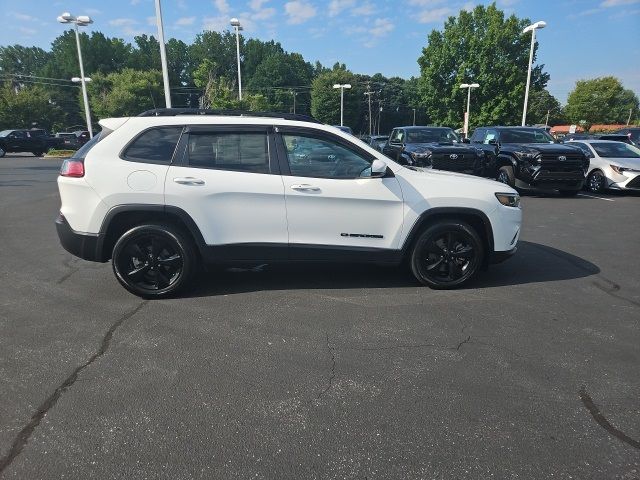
577 193 615 202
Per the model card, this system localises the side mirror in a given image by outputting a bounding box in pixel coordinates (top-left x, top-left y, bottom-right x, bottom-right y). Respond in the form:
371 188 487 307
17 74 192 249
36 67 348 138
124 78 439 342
370 159 388 178
461 138 470 143
488 138 498 146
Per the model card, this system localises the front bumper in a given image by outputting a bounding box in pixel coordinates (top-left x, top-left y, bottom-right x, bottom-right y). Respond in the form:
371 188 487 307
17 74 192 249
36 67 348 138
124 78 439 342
55 213 105 262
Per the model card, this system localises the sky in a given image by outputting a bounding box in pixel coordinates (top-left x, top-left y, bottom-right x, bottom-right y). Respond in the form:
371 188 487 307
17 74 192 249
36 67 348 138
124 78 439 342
1 0 639 103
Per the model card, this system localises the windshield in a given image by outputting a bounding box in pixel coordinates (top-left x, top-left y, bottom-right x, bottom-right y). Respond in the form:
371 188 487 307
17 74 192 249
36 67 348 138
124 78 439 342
406 128 459 143
500 129 555 144
591 142 640 158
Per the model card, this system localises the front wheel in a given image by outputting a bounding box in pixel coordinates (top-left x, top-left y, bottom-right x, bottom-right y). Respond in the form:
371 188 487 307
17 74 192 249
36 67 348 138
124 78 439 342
410 221 484 289
496 165 515 187
587 170 606 193
112 223 197 298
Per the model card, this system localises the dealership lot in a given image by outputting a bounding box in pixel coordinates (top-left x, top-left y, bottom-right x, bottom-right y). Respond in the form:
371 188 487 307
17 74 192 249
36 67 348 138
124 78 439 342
1 154 639 478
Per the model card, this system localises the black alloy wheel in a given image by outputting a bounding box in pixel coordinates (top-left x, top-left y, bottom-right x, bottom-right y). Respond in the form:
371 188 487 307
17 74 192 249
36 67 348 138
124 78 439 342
587 170 606 193
496 165 515 187
112 224 196 298
0 147 5 158
410 221 484 289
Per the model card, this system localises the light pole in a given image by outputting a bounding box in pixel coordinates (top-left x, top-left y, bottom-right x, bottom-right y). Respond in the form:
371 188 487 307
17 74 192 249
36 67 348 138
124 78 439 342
412 108 416 126
459 83 479 139
230 18 243 101
521 20 546 126
57 12 94 138
154 0 172 108
290 90 297 114
333 84 351 126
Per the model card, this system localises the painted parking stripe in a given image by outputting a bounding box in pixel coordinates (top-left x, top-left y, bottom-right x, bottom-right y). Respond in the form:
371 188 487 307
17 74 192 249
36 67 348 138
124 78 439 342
577 193 615 202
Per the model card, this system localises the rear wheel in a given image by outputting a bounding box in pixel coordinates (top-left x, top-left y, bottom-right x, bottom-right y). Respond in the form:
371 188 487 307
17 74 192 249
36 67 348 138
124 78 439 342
112 223 197 298
496 165 515 187
587 170 606 193
410 221 484 289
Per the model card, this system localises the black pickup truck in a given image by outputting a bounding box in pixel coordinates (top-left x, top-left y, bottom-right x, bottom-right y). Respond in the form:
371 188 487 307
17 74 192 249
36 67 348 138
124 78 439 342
382 126 490 176
471 126 588 196
0 129 62 157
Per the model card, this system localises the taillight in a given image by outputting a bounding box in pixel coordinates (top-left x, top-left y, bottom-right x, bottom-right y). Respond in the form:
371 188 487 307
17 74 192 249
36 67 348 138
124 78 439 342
60 159 84 177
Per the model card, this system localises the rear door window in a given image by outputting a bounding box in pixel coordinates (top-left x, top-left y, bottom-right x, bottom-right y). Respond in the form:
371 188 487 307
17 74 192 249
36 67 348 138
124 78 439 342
186 131 271 174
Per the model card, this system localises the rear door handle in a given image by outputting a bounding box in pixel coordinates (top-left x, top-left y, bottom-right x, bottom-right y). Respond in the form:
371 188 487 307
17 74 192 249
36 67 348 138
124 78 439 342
290 184 320 192
173 177 205 186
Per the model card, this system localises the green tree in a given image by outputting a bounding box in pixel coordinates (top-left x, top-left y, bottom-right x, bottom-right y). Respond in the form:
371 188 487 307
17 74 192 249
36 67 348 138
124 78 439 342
417 3 549 128
565 77 639 126
86 69 164 118
311 68 361 129
0 83 64 131
526 89 565 126
0 45 50 86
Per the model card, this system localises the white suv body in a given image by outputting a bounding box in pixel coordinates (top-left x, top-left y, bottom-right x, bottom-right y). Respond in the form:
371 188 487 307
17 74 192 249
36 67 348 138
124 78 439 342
57 111 521 297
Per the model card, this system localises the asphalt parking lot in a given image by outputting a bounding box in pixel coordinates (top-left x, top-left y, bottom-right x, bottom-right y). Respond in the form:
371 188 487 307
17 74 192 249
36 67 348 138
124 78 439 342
0 153 639 479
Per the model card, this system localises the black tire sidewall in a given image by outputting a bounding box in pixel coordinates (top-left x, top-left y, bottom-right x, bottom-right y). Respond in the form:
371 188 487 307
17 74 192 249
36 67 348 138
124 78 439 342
112 224 196 298
587 171 605 193
497 165 515 187
410 221 484 289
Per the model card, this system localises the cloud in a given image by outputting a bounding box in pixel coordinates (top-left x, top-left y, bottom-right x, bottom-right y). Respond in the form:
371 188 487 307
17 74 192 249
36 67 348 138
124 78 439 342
352 3 376 15
14 13 37 21
407 0 446 5
202 15 228 31
214 0 230 13
109 17 145 35
19 26 37 36
369 18 394 37
284 1 317 24
329 0 355 16
147 16 157 26
249 0 276 20
601 0 639 5
416 6 453 23
175 16 196 26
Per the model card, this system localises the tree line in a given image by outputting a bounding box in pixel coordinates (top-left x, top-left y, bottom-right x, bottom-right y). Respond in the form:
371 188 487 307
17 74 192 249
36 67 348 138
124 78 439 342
0 3 637 134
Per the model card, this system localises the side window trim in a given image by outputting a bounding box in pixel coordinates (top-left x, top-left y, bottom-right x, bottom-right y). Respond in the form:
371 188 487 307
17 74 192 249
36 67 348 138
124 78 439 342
181 125 275 175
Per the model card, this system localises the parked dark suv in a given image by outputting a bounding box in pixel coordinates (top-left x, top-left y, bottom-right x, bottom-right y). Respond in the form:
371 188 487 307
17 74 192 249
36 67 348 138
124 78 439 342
0 129 60 157
382 126 490 176
471 126 588 196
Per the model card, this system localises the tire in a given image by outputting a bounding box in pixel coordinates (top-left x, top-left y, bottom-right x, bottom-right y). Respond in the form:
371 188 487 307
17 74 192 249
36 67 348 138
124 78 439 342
112 223 197 298
587 170 606 193
0 147 5 158
558 189 580 196
33 151 45 157
410 221 484 289
496 165 515 187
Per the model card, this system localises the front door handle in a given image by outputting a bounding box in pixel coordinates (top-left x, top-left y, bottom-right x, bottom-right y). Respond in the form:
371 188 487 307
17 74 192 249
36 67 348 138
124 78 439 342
290 184 320 192
174 177 205 186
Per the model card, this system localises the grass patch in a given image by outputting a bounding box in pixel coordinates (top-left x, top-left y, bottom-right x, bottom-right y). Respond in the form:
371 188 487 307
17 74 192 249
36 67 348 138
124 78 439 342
44 149 76 158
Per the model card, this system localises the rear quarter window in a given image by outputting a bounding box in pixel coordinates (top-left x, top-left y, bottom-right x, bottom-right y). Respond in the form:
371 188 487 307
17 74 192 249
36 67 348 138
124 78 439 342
122 127 183 164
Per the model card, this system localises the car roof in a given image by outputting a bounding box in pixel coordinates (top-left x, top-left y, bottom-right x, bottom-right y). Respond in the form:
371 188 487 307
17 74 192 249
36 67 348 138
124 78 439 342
398 126 451 130
567 139 627 144
481 126 546 130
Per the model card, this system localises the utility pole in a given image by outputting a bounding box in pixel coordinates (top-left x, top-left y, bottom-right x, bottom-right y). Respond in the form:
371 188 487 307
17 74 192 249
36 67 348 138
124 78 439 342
291 90 297 114
364 88 374 136
154 0 172 108
545 109 550 128
378 106 382 135
412 108 416 126
627 108 633 126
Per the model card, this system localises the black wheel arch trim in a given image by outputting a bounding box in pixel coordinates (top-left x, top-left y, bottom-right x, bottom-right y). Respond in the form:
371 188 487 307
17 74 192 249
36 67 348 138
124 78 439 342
496 155 517 169
401 207 495 257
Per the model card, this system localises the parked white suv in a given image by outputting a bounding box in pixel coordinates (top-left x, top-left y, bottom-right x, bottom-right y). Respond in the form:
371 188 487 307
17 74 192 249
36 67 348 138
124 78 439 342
56 109 522 298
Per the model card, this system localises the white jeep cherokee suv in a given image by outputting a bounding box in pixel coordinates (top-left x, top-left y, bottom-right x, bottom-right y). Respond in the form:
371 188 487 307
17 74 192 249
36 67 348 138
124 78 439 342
56 109 521 298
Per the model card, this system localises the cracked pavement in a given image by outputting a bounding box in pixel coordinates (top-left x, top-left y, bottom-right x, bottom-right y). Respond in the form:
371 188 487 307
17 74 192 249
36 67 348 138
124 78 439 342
0 155 639 479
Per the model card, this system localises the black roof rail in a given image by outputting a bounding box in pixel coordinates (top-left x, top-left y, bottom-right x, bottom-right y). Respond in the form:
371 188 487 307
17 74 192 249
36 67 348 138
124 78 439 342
137 108 321 124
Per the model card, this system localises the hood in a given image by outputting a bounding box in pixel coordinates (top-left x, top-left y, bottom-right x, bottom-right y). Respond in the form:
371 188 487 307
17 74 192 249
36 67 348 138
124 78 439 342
400 165 509 189
503 143 583 154
405 142 476 154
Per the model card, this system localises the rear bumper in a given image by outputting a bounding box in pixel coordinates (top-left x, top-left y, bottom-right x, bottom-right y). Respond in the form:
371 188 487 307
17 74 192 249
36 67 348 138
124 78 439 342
490 247 517 264
55 213 105 262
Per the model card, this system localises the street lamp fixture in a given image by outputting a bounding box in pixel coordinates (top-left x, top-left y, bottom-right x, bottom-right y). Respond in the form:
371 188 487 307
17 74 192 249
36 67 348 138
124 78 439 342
459 83 479 139
521 20 546 126
333 84 352 126
230 18 243 100
57 12 94 138
71 77 91 83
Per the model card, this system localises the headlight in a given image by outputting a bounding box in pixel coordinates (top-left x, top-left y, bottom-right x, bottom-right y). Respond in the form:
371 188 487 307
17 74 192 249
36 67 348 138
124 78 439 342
514 150 539 161
610 164 627 174
495 192 521 208
411 152 431 159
